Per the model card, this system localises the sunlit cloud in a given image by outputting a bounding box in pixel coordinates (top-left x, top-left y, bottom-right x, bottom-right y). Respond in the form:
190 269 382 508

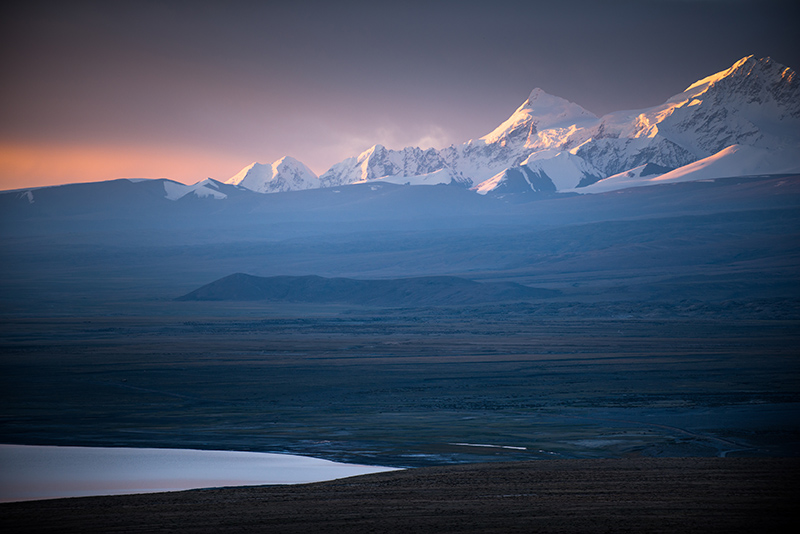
302 124 458 173
412 126 454 150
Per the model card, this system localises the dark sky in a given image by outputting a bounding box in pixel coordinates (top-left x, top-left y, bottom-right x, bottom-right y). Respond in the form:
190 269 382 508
1 0 797 188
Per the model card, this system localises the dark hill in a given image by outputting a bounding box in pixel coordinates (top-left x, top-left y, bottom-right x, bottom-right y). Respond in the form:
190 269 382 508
176 273 559 306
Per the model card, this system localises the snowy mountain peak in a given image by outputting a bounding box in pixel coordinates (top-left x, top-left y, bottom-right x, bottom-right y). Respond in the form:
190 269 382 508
679 55 797 107
522 87 580 111
273 155 312 173
480 88 597 146
720 54 769 80
356 144 387 163
561 55 800 189
227 156 318 194
713 56 798 110
685 55 788 88
521 87 554 109
274 155 297 166
684 55 758 94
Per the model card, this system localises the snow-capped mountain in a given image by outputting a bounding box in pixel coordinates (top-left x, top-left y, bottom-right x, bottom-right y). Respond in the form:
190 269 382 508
442 88 600 187
579 144 800 194
478 55 800 195
318 144 471 188
567 56 799 182
195 55 800 198
227 156 318 194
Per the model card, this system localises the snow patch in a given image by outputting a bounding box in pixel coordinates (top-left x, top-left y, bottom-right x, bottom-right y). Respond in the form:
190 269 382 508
522 150 602 190
651 144 800 183
577 144 800 193
163 180 227 201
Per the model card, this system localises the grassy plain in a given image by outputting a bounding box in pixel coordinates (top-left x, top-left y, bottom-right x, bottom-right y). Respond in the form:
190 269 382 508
2 308 797 466
1 176 798 531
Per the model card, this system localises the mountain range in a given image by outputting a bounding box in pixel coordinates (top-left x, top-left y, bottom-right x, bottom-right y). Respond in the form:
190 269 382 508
1 53 799 313
219 55 799 198
3 55 797 206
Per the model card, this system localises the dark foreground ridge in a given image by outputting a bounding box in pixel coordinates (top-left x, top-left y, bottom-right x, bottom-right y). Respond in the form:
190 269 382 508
2 458 796 533
176 273 559 306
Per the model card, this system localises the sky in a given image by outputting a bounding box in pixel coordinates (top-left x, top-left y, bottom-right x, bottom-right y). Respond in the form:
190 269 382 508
1 0 798 190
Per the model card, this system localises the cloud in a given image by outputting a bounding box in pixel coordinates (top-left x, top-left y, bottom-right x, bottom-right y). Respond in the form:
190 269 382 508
373 124 458 151
412 126 454 150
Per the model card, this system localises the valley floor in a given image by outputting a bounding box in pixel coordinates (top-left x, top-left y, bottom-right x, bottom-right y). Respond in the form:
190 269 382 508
1 312 797 466
1 175 798 531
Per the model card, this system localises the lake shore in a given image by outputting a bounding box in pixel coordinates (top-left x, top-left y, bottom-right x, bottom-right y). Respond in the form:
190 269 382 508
0 444 400 503
2 457 797 533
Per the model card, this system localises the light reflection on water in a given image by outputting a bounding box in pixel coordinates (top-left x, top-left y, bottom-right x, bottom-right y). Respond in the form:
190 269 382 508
0 444 400 503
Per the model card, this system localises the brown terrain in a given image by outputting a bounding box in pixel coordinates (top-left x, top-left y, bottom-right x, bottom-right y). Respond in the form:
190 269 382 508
2 457 797 533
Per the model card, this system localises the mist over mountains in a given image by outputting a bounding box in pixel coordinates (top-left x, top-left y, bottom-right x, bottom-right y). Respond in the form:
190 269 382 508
1 54 798 313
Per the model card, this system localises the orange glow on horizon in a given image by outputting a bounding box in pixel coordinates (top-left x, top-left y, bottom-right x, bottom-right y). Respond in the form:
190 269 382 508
0 143 247 191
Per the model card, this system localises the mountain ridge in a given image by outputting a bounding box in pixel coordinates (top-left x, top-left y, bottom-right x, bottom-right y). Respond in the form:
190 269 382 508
3 56 798 201
176 273 560 306
225 55 799 197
